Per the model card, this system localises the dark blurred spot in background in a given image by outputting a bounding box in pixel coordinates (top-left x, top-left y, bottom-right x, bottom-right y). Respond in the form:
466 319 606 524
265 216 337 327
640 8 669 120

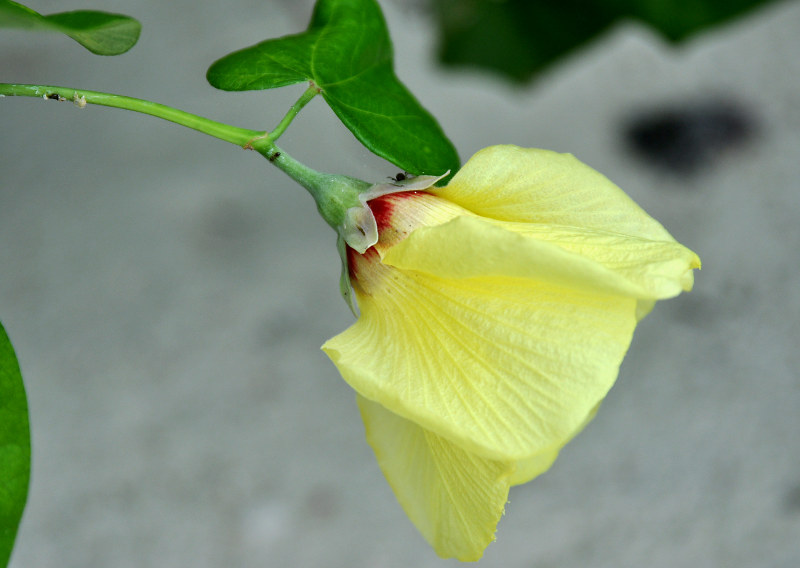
622 98 758 175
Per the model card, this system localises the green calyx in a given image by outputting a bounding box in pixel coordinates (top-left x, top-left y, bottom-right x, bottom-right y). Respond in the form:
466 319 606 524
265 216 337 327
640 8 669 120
264 148 368 315
284 162 451 255
272 153 450 314
267 149 371 249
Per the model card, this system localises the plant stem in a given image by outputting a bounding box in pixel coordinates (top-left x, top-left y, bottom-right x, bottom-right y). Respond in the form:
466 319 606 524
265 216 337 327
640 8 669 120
267 83 320 143
0 83 262 146
267 148 329 195
0 81 368 233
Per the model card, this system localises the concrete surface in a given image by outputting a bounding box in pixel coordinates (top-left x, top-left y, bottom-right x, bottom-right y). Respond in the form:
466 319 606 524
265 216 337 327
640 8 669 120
1 0 799 566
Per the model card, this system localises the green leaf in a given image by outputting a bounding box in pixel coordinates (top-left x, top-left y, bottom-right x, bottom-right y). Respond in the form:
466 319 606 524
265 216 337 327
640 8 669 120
0 0 140 55
0 321 30 568
207 0 459 179
432 0 780 82
609 0 777 41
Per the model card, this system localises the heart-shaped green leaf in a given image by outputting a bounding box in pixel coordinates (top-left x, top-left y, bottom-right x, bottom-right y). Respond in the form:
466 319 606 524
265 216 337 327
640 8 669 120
207 0 459 178
0 322 30 568
0 0 140 55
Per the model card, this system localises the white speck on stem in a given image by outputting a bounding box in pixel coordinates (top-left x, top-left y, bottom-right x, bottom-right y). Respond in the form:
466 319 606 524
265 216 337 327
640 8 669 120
72 92 86 108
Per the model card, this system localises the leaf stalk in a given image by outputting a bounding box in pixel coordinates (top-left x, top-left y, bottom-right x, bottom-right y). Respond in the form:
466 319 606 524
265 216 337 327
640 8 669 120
0 82 261 146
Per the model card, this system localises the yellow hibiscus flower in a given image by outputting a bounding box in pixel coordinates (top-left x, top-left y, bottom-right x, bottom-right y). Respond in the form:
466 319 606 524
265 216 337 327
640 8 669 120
322 145 700 561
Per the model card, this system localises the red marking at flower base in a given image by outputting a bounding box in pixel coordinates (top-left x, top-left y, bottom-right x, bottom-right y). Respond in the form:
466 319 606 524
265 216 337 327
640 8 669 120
370 191 434 257
368 191 423 235
347 191 425 288
348 246 376 280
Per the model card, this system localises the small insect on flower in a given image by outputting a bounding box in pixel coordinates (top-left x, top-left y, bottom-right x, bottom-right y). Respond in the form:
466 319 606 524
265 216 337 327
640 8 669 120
389 172 412 183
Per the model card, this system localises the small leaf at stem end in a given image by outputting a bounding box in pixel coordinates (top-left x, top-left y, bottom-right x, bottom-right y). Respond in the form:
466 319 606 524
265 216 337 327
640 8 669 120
0 321 31 568
206 0 459 178
0 0 141 55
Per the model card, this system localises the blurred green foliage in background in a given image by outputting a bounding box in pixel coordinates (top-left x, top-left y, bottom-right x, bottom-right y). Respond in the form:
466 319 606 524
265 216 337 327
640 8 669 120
433 0 779 82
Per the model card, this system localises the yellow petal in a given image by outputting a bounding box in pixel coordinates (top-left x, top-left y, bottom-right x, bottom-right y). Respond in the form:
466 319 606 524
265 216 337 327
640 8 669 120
496 221 700 295
322 255 638 461
384 216 699 300
635 299 657 321
509 402 599 485
509 448 560 487
434 145 679 242
357 395 513 561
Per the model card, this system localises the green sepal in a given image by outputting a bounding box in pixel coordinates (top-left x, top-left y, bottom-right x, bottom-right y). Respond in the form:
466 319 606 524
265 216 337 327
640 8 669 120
337 234 358 316
0 321 30 568
206 0 459 179
0 0 140 55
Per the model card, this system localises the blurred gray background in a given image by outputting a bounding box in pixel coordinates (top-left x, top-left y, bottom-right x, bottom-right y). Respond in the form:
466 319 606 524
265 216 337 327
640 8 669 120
2 1 799 566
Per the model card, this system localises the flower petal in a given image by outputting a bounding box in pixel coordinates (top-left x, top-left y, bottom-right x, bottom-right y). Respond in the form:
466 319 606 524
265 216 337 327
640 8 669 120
496 221 700 295
509 449 560 487
384 216 699 300
509 402 599 485
323 258 638 461
434 145 678 242
357 395 512 561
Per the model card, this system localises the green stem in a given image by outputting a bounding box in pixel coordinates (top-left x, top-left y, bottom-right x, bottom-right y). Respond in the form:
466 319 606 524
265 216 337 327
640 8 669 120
0 83 262 146
266 148 330 195
0 81 369 237
267 83 320 143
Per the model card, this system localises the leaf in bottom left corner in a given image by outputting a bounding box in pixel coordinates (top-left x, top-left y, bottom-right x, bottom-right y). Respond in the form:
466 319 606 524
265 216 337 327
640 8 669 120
0 321 31 567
